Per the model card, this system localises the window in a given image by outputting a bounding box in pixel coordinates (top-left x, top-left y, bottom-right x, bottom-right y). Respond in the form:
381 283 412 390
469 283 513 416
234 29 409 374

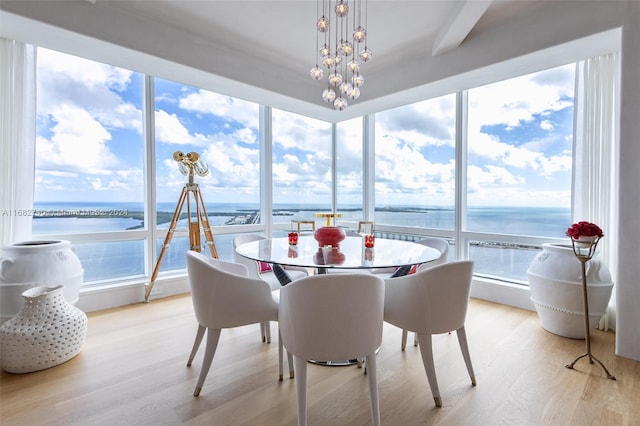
466 65 575 282
374 95 457 230
336 118 363 223
272 109 332 227
33 48 146 283
153 78 260 271
30 46 579 288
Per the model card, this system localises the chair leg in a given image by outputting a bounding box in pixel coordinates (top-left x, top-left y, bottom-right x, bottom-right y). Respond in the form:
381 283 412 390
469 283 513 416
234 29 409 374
288 351 295 379
193 327 221 397
293 356 308 426
365 354 381 426
456 326 477 386
414 332 419 347
278 329 284 381
187 324 206 367
417 333 442 407
401 329 408 350
260 322 266 342
264 321 272 343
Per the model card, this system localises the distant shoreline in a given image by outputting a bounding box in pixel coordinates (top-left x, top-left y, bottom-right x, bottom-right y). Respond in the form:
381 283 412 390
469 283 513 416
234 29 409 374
31 206 450 230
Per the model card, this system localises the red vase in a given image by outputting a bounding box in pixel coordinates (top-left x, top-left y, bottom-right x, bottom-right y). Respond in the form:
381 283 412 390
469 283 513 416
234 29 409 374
313 226 346 247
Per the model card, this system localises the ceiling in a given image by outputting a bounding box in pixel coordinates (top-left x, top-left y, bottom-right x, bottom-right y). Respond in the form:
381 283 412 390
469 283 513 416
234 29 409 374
0 0 619 121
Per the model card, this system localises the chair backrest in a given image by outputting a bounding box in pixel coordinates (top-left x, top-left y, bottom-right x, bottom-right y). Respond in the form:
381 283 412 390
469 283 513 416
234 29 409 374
186 251 278 329
279 273 385 361
232 234 265 279
384 260 473 335
416 237 449 271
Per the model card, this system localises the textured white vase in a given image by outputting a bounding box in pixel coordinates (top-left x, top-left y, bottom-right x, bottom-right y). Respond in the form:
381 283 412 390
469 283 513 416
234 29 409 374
0 285 88 373
527 243 613 339
0 240 84 324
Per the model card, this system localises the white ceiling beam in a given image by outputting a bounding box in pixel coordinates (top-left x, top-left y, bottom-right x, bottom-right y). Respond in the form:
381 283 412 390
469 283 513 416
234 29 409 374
432 0 493 56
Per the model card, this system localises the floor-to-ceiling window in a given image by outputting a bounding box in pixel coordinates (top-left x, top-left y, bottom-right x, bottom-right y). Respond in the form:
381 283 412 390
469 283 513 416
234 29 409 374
336 117 364 223
465 64 575 282
152 78 261 270
31 46 580 288
374 95 457 230
271 109 332 228
33 48 146 283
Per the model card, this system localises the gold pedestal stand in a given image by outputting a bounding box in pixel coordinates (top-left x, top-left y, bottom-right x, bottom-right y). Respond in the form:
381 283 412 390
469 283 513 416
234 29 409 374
565 236 616 380
144 152 218 302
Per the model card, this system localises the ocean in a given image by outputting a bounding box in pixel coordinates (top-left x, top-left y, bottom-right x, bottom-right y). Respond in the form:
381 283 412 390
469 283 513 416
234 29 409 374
29 202 571 284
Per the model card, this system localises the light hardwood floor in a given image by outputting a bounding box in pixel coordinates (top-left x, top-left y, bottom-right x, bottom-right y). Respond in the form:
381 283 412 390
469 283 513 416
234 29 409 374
1 294 639 426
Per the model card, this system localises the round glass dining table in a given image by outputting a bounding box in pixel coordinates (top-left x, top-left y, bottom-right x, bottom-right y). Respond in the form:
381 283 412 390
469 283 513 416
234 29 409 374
235 235 441 272
236 235 441 366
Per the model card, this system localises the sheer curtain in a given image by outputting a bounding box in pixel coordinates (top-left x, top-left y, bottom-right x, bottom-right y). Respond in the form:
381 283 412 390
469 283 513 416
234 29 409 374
0 38 36 246
572 52 620 330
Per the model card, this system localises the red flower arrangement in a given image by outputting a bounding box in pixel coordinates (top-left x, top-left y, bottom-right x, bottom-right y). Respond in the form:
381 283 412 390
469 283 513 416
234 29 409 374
566 221 604 239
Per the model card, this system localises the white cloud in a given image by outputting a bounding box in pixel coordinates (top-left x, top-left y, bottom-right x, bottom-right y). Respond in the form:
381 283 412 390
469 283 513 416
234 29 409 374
155 110 197 145
179 90 258 129
36 105 120 174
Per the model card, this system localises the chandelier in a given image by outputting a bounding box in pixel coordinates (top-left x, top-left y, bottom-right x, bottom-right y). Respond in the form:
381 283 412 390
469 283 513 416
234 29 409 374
310 0 372 111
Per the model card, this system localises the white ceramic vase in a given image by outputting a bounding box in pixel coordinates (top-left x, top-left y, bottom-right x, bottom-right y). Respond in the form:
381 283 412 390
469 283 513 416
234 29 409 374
0 240 84 324
527 243 613 339
0 285 88 373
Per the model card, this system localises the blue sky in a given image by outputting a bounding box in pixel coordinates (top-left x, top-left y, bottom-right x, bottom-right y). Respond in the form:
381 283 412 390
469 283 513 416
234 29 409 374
34 47 575 208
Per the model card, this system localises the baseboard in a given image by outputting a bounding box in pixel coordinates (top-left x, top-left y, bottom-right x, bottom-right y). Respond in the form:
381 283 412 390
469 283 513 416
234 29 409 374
471 277 535 312
75 274 190 313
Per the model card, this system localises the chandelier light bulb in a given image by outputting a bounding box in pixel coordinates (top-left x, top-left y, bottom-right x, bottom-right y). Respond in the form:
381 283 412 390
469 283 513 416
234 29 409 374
353 26 366 43
360 46 373 63
322 87 336 103
335 0 348 17
329 72 343 87
347 86 360 100
340 81 352 95
333 53 342 66
310 65 324 81
320 43 331 58
334 96 348 111
317 16 329 32
341 41 353 56
347 59 360 74
353 73 365 87
322 56 336 69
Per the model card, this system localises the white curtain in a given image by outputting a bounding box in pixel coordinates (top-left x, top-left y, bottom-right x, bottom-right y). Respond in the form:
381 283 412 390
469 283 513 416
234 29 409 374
0 38 36 246
572 52 620 330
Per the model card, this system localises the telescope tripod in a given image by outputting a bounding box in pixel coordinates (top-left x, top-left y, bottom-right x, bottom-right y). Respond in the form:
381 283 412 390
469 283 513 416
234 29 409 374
144 181 218 302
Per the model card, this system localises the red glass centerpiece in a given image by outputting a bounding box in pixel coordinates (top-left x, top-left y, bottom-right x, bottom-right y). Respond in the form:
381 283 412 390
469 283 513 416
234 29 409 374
313 226 346 247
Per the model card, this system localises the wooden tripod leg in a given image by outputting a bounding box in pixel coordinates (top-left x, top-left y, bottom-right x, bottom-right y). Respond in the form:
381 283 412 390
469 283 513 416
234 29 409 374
195 188 218 258
186 190 202 252
145 189 188 302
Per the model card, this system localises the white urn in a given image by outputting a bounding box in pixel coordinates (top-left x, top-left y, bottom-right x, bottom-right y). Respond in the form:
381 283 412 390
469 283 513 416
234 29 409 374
0 240 84 324
527 243 613 339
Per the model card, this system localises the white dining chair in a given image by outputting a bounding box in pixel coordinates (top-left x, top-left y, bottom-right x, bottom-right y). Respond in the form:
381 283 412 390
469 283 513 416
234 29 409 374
279 273 385 426
185 251 293 397
383 260 477 407
374 237 450 349
233 234 309 343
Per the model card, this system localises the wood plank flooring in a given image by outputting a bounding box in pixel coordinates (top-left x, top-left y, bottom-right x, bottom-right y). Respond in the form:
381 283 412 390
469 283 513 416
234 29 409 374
1 295 638 425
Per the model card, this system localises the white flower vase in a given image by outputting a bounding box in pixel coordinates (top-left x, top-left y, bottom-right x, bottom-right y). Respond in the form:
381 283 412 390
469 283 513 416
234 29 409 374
527 243 613 339
0 240 84 325
0 285 88 373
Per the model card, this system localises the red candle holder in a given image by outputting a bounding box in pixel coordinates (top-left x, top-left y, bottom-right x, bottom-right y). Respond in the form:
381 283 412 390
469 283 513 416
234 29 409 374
288 232 299 246
364 234 375 248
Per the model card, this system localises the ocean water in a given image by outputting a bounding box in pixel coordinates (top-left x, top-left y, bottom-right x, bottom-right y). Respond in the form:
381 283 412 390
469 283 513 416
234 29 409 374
30 202 570 283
